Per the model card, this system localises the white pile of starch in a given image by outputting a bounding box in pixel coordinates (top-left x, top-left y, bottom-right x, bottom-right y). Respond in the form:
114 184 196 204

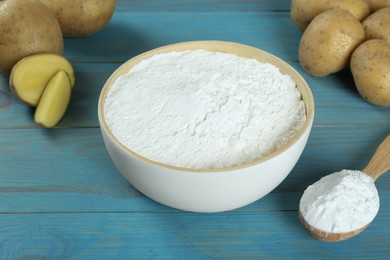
300 169 380 233
104 49 306 169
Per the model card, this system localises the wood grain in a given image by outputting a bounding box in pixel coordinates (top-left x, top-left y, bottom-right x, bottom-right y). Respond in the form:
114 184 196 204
0 127 388 214
1 212 389 259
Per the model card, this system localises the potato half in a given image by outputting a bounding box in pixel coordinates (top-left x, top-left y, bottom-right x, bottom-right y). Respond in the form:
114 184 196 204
34 70 72 128
10 54 75 107
299 8 365 77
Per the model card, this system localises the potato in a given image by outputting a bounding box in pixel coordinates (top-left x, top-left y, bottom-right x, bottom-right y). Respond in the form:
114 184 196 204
39 0 116 37
10 54 75 107
362 7 390 42
291 0 370 31
0 0 63 75
350 39 390 106
34 70 72 128
299 8 365 77
365 0 390 12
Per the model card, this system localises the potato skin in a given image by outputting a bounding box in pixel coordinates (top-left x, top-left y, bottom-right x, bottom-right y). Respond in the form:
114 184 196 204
365 0 390 12
0 0 63 75
351 39 390 106
291 0 370 31
299 8 365 77
40 0 116 37
363 7 390 42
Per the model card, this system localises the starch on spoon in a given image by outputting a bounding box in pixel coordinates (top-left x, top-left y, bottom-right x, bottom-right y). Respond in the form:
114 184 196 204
299 169 380 234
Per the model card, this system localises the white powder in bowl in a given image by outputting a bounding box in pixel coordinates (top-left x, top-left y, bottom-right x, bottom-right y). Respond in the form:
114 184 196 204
104 49 307 169
299 169 380 233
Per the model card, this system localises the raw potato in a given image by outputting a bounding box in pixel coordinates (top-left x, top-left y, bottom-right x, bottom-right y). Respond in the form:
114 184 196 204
10 54 75 107
0 0 63 75
362 7 390 42
291 0 370 31
350 39 390 106
299 8 365 77
365 0 390 12
34 70 72 128
39 0 116 37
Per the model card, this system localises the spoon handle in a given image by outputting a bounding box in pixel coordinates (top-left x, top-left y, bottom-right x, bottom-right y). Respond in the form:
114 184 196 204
363 134 390 181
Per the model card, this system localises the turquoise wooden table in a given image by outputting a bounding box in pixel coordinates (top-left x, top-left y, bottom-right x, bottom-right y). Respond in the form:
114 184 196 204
1 0 389 259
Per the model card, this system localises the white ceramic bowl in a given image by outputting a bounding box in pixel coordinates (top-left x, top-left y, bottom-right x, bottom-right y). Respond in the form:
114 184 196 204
98 41 315 212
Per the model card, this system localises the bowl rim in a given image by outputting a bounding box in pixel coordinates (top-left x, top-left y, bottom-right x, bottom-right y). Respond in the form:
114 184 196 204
98 40 315 173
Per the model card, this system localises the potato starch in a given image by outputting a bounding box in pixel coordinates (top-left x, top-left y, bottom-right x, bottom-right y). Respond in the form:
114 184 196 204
104 50 306 169
300 169 380 233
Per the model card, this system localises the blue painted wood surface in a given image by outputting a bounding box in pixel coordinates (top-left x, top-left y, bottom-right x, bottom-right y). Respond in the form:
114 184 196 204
0 0 389 259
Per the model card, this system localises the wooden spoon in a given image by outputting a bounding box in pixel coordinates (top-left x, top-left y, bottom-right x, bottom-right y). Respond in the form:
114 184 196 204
299 134 390 242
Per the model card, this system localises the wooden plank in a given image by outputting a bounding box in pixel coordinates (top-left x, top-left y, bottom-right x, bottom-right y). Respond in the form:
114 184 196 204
63 11 300 63
115 0 292 12
0 127 389 213
0 211 389 259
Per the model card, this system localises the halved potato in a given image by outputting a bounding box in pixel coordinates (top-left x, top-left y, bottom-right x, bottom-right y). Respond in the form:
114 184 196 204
10 54 75 106
34 70 72 128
